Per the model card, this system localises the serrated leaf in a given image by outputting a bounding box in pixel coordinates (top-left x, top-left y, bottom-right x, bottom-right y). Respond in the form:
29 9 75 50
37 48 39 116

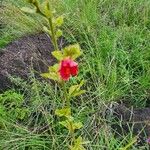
56 29 63 38
21 7 36 14
41 64 60 81
70 136 87 150
69 85 79 96
63 44 82 60
55 16 64 27
55 108 71 117
41 72 59 81
69 80 85 98
73 122 83 130
52 50 63 60
59 120 83 132
40 1 51 17
48 64 59 72
70 81 84 94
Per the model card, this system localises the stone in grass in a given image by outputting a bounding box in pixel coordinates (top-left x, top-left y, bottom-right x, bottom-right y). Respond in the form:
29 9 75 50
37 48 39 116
0 33 66 91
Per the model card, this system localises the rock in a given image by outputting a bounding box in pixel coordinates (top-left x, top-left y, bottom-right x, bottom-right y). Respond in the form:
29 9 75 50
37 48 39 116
0 33 65 91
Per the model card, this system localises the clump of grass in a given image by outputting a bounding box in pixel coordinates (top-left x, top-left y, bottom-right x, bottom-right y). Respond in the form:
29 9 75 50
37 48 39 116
0 0 150 149
0 0 45 48
58 0 150 107
0 76 149 150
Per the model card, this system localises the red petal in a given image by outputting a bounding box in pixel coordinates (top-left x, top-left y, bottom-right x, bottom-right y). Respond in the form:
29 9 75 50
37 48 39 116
59 67 71 80
71 65 78 76
59 59 71 80
70 60 78 76
59 58 78 80
61 59 70 67
70 60 78 67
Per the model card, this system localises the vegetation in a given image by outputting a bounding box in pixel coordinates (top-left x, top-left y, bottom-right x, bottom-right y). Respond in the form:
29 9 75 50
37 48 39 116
0 0 150 149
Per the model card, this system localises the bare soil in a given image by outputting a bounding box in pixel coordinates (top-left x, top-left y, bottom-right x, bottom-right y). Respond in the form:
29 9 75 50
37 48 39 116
0 33 66 90
112 104 150 143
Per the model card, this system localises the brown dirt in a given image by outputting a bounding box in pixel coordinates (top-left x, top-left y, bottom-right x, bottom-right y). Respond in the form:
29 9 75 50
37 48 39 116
111 104 150 143
0 33 66 91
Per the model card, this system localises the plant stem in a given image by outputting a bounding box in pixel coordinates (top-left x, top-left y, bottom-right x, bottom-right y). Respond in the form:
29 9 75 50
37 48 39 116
32 0 59 51
48 17 59 51
70 123 75 146
63 83 70 107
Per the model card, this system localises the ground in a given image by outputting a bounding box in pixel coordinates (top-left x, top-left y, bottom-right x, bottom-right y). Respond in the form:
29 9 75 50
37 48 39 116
0 0 150 149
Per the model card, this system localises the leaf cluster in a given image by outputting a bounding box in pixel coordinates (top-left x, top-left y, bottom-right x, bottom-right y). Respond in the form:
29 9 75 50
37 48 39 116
0 90 29 126
41 44 82 82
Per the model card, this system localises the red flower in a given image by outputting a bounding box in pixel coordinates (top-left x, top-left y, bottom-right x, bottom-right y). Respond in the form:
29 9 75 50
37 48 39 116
59 58 78 81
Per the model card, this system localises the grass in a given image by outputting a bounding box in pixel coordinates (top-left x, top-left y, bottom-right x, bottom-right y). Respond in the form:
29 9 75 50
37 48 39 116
63 0 150 107
0 0 150 149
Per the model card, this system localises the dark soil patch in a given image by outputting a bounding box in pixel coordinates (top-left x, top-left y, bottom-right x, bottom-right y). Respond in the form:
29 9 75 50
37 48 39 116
0 33 66 91
111 104 150 144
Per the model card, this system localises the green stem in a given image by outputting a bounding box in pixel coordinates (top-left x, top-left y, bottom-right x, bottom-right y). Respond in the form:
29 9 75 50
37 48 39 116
32 0 59 51
61 83 75 145
32 0 46 17
63 83 70 107
48 17 59 51
70 122 75 146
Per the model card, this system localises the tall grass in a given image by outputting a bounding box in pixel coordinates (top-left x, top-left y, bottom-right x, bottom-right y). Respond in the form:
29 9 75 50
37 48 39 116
0 0 46 47
0 0 150 149
59 0 150 107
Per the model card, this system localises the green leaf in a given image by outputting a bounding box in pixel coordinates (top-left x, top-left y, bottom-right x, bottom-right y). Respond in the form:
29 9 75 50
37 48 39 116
59 120 70 130
55 16 64 27
41 64 60 81
59 120 83 132
41 72 59 81
63 44 82 60
69 85 79 96
55 108 71 117
70 136 87 150
48 64 59 72
52 51 63 60
40 1 51 17
73 90 86 97
43 26 51 35
69 80 85 98
56 29 63 38
73 122 83 130
21 7 37 14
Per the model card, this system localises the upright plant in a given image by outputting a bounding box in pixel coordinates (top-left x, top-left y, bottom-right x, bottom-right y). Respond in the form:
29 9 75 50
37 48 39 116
22 0 88 149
